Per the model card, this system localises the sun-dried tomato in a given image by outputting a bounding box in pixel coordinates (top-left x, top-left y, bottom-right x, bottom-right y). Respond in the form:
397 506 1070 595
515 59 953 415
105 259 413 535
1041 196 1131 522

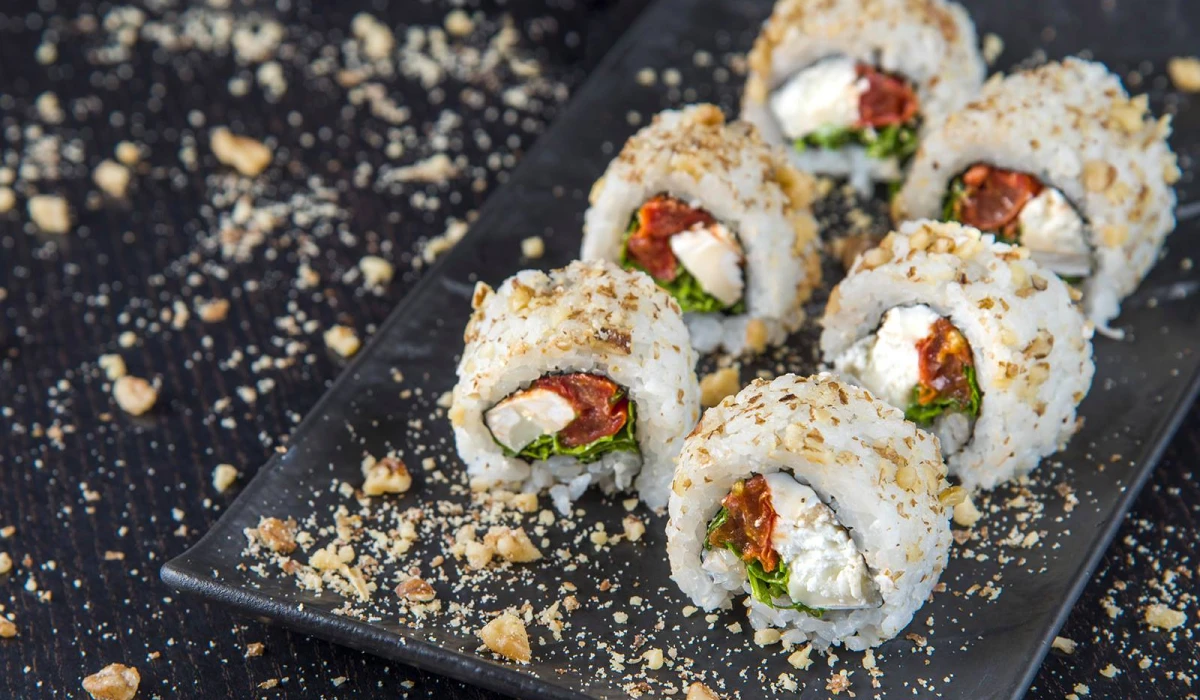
529 373 629 447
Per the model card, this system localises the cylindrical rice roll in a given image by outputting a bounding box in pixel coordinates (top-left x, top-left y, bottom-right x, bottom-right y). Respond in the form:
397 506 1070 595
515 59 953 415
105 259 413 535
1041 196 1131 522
820 220 1095 490
581 104 822 356
449 260 700 512
667 373 955 651
740 0 984 193
892 58 1180 333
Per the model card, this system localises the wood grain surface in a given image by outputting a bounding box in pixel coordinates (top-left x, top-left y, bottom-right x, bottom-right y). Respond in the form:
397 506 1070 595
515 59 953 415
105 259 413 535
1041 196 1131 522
0 0 1195 698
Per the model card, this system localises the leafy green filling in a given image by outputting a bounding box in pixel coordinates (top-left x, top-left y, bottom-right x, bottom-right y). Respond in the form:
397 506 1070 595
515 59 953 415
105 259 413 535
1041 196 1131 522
904 364 983 425
504 397 639 464
619 215 745 315
704 507 825 616
794 122 920 161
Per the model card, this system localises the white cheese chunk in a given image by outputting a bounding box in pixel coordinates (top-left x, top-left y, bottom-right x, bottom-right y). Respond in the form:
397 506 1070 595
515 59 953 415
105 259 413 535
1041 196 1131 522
1017 188 1092 277
835 305 940 409
485 388 577 452
765 473 878 609
669 223 745 307
768 57 865 140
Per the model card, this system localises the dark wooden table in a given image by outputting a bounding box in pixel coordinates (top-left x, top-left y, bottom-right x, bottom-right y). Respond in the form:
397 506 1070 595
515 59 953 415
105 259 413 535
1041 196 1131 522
0 1 1196 698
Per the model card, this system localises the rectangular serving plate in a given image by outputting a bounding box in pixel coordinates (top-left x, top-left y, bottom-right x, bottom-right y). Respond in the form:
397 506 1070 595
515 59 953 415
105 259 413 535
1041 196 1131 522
162 0 1200 698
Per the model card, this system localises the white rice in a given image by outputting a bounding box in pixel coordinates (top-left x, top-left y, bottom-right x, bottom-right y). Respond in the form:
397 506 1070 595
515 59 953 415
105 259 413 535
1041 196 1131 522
741 0 985 192
581 104 822 355
449 260 700 511
667 373 954 650
821 220 1095 490
892 58 1180 332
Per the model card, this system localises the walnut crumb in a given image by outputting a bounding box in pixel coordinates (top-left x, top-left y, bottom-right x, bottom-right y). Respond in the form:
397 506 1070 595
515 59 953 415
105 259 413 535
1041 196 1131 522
1143 604 1187 629
0 617 16 638
196 298 230 323
359 256 394 289
622 515 646 543
1168 56 1200 92
210 128 272 177
28 194 72 234
1052 636 1077 654
98 354 127 381
324 325 361 357
478 612 531 663
212 464 239 493
81 663 140 700
685 682 719 700
484 526 542 563
396 577 437 603
93 160 131 198
361 456 412 496
252 517 297 554
244 642 265 658
641 648 664 670
0 552 11 574
699 367 740 407
788 644 814 670
112 376 157 416
520 236 545 259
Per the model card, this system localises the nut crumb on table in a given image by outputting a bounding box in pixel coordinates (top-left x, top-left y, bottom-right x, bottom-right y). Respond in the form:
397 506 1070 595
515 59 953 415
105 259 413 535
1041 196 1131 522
478 612 531 663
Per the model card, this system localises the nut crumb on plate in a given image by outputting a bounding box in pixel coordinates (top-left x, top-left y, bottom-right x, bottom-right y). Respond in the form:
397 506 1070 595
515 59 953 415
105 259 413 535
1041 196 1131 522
28 194 71 234
479 612 531 663
212 464 239 493
324 325 361 357
81 663 140 700
210 128 272 177
112 376 157 416
1168 56 1200 92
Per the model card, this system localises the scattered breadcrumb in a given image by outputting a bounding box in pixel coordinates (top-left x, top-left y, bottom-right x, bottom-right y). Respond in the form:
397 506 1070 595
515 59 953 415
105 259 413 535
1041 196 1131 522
81 663 140 700
478 612 531 663
1168 56 1200 92
390 154 458 183
28 194 71 234
421 219 470 263
112 376 157 416
324 325 361 358
212 464 240 493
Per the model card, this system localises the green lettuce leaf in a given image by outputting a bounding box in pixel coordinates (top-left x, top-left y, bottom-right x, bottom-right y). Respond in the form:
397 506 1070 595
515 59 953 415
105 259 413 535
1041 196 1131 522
794 122 920 161
507 397 639 464
941 177 967 223
619 213 745 314
904 363 983 425
703 506 825 616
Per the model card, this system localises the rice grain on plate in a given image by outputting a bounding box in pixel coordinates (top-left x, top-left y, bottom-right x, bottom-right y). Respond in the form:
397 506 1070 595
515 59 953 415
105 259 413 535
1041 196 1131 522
821 220 1095 490
893 58 1179 333
741 0 984 193
667 373 953 650
581 104 821 355
450 260 700 511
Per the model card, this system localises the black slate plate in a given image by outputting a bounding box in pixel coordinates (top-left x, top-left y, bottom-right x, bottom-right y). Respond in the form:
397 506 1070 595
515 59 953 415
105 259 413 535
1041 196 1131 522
162 0 1200 698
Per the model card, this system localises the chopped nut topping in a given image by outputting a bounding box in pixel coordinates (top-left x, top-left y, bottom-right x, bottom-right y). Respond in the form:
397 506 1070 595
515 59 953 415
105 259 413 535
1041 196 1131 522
252 517 297 554
396 577 437 603
362 456 412 496
0 617 15 638
210 128 272 177
93 160 131 198
359 256 394 289
699 367 740 408
28 194 71 234
112 376 157 416
685 682 720 700
484 526 542 563
81 664 140 700
1052 636 1077 654
244 642 265 658
324 325 361 357
1168 56 1200 92
478 612 531 663
212 464 239 493
1143 603 1187 629
520 236 545 259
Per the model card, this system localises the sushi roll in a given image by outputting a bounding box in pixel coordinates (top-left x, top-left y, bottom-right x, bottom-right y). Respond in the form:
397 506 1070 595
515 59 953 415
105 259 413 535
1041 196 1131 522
449 260 701 512
741 0 985 193
581 104 822 355
667 373 955 651
821 220 1095 490
893 58 1180 333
